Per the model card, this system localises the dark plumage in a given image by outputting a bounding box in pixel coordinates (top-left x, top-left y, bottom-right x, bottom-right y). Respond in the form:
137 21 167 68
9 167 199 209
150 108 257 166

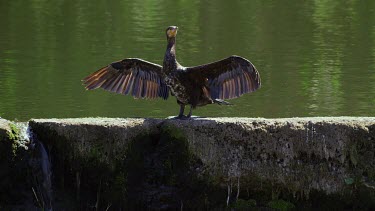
82 26 261 119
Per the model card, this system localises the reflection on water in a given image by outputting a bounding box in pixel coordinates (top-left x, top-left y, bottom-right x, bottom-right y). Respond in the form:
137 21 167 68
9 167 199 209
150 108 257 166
310 0 345 115
0 0 374 120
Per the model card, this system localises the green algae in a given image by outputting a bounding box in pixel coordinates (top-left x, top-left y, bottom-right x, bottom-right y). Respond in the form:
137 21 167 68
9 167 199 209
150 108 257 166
232 199 257 209
7 123 20 140
1 122 21 158
267 199 295 211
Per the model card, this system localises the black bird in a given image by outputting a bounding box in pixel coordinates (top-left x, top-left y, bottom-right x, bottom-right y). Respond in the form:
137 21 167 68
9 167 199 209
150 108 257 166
82 26 261 119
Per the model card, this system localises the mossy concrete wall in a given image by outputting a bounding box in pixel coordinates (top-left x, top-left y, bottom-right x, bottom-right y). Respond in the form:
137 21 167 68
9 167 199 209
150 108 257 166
0 119 32 208
28 117 375 209
0 119 20 202
0 118 16 141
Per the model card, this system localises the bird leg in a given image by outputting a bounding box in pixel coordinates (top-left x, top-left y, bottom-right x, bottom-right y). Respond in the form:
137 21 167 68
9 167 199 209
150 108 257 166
186 105 193 118
177 104 185 118
176 104 193 120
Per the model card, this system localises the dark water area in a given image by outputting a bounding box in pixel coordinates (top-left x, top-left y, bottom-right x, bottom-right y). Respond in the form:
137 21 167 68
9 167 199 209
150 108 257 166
0 0 375 121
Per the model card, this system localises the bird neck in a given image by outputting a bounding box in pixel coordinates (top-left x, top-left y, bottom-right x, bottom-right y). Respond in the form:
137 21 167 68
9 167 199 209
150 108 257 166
163 37 177 73
166 37 176 54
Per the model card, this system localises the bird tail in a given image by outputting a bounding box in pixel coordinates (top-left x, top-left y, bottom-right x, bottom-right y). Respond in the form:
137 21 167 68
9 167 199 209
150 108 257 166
213 99 232 105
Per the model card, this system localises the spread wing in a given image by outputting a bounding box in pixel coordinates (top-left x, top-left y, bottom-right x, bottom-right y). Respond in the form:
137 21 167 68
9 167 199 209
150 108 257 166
82 58 169 100
186 56 261 100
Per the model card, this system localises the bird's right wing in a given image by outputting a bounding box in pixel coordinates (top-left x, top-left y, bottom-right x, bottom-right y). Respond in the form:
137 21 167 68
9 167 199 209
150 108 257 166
82 58 169 100
186 56 261 100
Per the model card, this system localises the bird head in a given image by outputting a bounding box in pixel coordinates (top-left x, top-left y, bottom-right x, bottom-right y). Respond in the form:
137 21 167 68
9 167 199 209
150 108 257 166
166 26 178 38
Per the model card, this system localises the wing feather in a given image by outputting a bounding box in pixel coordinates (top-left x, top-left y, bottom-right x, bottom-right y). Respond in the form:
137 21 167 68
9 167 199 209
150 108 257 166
82 58 169 100
117 75 127 93
109 73 123 92
122 73 132 94
186 56 261 100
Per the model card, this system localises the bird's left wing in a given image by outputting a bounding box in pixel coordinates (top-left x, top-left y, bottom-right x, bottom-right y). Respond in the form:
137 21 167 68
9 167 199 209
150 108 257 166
186 56 261 100
82 58 169 100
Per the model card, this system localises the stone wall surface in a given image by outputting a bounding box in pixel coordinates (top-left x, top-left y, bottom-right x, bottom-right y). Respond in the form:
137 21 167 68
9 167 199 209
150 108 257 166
1 117 374 209
27 117 375 210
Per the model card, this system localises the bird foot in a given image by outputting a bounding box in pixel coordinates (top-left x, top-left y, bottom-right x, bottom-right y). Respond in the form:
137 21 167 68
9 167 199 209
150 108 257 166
177 115 191 120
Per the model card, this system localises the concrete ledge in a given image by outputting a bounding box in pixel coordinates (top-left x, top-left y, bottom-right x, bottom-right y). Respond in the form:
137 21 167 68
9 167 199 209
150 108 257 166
0 119 12 140
29 117 375 209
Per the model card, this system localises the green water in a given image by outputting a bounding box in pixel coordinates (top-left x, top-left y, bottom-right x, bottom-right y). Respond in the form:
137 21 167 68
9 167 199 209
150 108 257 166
1 0 374 120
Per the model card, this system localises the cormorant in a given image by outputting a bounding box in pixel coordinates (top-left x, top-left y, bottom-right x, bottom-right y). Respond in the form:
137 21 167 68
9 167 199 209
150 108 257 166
82 26 261 119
